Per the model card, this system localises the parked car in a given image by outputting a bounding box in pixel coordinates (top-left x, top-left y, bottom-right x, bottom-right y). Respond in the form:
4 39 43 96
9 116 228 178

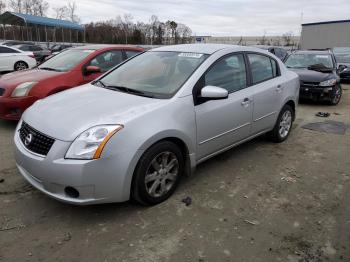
0 45 144 120
50 44 73 55
333 47 350 81
284 50 342 105
13 44 52 63
254 45 288 61
14 44 299 205
0 45 37 72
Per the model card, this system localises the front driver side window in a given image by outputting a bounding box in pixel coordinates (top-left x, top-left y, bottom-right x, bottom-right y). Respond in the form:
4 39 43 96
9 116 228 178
204 54 247 93
89 50 124 72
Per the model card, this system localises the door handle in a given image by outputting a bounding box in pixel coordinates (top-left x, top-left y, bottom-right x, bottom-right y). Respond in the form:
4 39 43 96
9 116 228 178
276 85 283 92
241 98 251 106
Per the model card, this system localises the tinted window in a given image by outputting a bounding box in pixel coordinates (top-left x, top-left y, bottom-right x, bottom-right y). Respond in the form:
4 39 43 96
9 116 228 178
0 46 19 53
125 50 141 58
89 50 124 72
30 46 42 51
248 54 274 84
204 54 247 93
271 59 278 77
18 45 29 51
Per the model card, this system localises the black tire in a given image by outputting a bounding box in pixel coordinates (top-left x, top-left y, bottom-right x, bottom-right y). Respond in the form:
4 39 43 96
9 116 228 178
329 84 342 105
132 141 184 206
268 104 294 143
14 61 28 71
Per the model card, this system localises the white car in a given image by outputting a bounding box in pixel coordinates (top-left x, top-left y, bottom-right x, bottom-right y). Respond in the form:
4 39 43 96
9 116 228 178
0 45 37 72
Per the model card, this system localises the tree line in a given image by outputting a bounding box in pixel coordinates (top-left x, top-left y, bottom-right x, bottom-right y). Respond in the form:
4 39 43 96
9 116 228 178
0 0 192 44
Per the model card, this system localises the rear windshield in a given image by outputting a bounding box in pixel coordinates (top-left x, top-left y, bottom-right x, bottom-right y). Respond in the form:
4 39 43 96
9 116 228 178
39 49 94 71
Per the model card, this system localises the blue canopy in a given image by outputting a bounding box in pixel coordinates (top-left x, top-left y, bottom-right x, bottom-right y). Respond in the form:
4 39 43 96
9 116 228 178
0 11 84 31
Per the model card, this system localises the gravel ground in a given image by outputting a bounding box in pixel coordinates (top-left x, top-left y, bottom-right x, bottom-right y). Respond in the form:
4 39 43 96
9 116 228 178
1 85 350 262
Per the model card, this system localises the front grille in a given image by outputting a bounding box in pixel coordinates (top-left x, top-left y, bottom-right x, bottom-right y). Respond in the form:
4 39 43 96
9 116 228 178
19 122 55 156
0 88 4 96
300 81 320 87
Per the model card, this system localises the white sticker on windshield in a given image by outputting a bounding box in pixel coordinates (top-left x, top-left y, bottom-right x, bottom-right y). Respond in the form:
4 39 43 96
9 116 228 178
315 55 329 59
178 53 203 58
83 50 95 53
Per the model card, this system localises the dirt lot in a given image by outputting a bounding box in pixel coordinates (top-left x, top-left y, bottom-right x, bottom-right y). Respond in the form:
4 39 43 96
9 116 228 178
1 85 350 262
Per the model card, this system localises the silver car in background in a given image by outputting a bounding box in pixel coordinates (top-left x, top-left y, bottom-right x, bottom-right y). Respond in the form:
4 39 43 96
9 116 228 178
14 44 299 205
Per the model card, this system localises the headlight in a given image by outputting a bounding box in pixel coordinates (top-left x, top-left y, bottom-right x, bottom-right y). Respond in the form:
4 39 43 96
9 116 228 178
11 82 38 97
65 125 123 160
319 79 337 87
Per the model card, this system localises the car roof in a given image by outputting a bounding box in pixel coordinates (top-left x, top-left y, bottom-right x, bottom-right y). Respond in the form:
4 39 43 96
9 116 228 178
152 44 263 55
74 44 143 51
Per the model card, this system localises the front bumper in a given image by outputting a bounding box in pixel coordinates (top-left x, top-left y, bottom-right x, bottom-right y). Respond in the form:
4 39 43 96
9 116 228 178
14 124 143 205
299 85 335 101
0 96 37 120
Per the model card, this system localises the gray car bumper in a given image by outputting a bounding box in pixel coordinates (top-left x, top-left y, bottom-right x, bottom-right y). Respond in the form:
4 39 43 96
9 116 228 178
14 126 143 205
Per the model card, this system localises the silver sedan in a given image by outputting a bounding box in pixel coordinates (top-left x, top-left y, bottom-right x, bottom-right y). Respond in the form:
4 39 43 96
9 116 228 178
14 44 299 205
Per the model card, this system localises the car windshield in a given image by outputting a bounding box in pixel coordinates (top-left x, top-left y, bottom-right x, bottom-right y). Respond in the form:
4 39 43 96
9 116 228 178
38 49 94 71
335 55 350 63
285 53 334 69
98 51 209 98
333 47 350 54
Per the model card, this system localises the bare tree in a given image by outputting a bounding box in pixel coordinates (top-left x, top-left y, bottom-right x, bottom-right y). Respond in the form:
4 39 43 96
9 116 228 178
53 6 68 19
9 0 23 13
0 0 6 14
67 1 80 23
282 31 293 46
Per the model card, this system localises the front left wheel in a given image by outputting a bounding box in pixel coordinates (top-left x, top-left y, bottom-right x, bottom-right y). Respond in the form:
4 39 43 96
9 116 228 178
131 141 184 205
329 84 342 105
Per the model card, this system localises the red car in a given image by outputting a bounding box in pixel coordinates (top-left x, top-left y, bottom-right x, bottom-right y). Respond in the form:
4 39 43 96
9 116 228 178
0 45 143 120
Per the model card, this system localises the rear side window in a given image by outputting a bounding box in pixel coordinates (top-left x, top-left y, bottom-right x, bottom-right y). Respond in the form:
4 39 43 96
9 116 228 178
125 50 141 58
0 46 19 53
204 54 247 93
248 54 279 84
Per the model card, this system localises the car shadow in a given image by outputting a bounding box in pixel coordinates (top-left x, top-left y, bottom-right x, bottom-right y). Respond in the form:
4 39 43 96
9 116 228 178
0 119 18 130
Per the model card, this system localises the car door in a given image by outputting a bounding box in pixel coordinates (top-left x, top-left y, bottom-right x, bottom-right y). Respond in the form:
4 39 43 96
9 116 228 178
194 53 253 161
81 50 124 84
246 53 284 134
0 46 20 71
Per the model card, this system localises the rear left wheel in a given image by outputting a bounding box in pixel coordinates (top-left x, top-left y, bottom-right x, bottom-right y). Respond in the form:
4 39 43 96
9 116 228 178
14 61 28 71
268 104 294 143
132 141 184 205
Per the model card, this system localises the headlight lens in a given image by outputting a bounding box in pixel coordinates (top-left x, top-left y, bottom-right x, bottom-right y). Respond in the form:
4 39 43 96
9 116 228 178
319 79 337 87
65 125 123 160
11 82 38 97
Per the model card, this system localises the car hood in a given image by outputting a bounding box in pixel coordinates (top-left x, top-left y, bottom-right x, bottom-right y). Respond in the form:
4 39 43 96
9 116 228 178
23 84 168 141
289 68 335 82
0 69 64 89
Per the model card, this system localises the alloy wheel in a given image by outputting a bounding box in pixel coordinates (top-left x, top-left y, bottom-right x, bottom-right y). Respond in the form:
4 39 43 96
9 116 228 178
144 151 179 198
15 62 28 71
279 110 292 138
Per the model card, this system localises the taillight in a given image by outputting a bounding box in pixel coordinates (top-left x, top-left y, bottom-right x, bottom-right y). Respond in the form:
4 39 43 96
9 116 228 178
28 55 35 58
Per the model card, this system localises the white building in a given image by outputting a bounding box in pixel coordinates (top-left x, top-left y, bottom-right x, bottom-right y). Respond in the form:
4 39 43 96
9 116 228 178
300 20 350 50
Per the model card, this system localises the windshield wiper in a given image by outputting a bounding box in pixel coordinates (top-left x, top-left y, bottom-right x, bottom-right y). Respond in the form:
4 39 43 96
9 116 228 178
93 79 106 87
307 64 333 72
39 67 62 72
104 85 154 98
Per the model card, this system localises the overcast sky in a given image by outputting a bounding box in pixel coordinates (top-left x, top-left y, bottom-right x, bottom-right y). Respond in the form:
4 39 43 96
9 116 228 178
47 0 350 36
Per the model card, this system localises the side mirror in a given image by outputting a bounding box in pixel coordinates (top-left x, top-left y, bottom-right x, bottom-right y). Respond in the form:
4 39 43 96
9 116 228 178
85 65 101 74
200 86 228 100
338 64 347 72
